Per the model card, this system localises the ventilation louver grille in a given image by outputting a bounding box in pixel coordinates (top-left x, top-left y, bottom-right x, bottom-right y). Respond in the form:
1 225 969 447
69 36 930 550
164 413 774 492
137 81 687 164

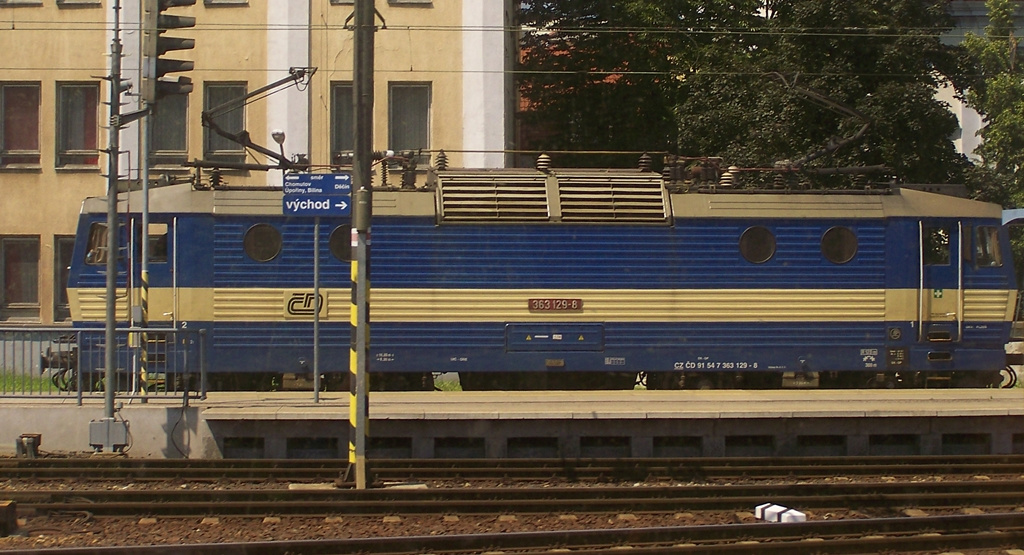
436 170 669 224
558 173 668 222
438 171 549 221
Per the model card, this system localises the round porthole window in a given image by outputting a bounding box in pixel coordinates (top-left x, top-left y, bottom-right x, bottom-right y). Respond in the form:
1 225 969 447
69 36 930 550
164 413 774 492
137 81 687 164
740 226 776 264
243 223 282 262
329 225 352 261
821 226 857 264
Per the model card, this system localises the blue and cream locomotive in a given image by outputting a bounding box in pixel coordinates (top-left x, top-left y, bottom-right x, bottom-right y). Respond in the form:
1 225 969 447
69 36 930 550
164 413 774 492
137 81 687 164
60 163 1019 390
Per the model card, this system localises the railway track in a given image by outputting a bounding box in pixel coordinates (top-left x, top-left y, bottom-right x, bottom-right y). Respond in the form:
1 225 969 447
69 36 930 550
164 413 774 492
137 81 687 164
5 454 1024 483
2 513 1023 554
7 478 1024 517
5 455 1024 553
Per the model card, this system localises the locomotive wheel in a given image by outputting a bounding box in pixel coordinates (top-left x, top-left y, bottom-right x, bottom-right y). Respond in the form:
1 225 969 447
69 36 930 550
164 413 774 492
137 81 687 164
1000 366 1018 388
48 368 75 392
645 372 684 390
371 372 435 391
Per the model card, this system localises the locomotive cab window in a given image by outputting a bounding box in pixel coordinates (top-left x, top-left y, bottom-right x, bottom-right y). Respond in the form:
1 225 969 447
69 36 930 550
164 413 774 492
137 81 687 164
922 225 950 265
141 223 168 263
84 222 107 265
243 223 282 262
329 225 351 261
975 226 1002 267
739 226 776 264
821 226 857 264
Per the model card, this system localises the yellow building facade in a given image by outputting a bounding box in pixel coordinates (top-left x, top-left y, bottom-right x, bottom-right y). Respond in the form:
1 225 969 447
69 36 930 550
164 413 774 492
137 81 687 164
0 0 515 324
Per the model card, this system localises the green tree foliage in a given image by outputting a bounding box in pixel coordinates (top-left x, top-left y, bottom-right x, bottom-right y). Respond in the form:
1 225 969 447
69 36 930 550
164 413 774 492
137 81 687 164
961 0 1024 207
518 0 971 184
517 1 690 167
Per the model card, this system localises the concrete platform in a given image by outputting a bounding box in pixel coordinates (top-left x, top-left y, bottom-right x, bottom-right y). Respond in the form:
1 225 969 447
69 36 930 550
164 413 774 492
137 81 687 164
1 389 1022 459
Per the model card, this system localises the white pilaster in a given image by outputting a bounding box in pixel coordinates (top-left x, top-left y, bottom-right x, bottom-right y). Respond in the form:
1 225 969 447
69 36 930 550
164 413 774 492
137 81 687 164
267 0 311 186
462 1 507 168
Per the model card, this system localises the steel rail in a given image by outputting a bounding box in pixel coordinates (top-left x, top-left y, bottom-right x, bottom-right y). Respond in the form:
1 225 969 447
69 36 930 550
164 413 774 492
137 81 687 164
1 513 1022 555
5 455 1024 482
10 480 1024 517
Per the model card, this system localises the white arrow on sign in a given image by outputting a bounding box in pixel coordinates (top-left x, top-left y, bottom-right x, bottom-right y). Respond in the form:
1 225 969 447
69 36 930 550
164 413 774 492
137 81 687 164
335 200 348 210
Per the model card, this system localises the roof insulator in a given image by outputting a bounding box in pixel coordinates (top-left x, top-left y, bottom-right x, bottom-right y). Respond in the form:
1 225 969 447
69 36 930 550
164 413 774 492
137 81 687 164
638 152 652 172
536 153 551 173
719 166 738 188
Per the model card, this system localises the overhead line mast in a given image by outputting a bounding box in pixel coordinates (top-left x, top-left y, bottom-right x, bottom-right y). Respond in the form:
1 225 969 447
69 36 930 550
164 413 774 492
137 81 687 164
350 0 376 492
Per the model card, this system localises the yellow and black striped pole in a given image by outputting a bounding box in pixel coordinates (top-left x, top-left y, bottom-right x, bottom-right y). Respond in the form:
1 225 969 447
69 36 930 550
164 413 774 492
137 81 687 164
139 268 149 400
349 243 357 464
138 92 152 403
348 225 369 488
349 0 375 490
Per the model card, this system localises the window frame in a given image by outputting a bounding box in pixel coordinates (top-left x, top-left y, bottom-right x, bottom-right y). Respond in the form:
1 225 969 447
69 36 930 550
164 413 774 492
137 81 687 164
922 225 951 266
203 82 247 164
974 225 1003 268
56 81 100 168
243 223 282 263
388 82 431 165
739 226 776 264
330 82 354 165
820 226 858 265
149 93 189 167
84 222 108 266
54 235 75 321
1 235 40 321
329 225 352 262
1 82 41 168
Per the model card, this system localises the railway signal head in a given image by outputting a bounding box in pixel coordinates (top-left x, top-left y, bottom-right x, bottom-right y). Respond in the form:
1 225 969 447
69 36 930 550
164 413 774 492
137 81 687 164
142 0 196 104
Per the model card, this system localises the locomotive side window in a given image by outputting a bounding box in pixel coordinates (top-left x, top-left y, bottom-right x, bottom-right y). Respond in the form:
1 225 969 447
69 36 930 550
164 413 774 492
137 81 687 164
962 224 973 263
739 226 776 264
329 225 352 262
243 223 282 262
84 222 107 265
146 223 168 263
922 225 950 265
975 226 1002 267
821 226 857 264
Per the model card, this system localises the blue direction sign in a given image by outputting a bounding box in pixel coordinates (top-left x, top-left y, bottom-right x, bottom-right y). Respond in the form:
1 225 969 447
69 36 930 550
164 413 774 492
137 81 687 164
283 173 352 216
284 195 351 216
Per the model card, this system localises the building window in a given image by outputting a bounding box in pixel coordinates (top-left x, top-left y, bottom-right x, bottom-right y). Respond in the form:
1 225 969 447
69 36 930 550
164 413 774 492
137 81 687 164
54 236 74 321
150 94 188 166
388 83 430 163
1 83 40 167
56 82 99 167
330 82 354 165
1 236 39 321
204 83 246 164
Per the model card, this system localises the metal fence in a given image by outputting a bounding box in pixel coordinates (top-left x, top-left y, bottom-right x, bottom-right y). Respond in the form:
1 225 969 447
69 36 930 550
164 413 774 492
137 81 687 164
0 327 205 404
